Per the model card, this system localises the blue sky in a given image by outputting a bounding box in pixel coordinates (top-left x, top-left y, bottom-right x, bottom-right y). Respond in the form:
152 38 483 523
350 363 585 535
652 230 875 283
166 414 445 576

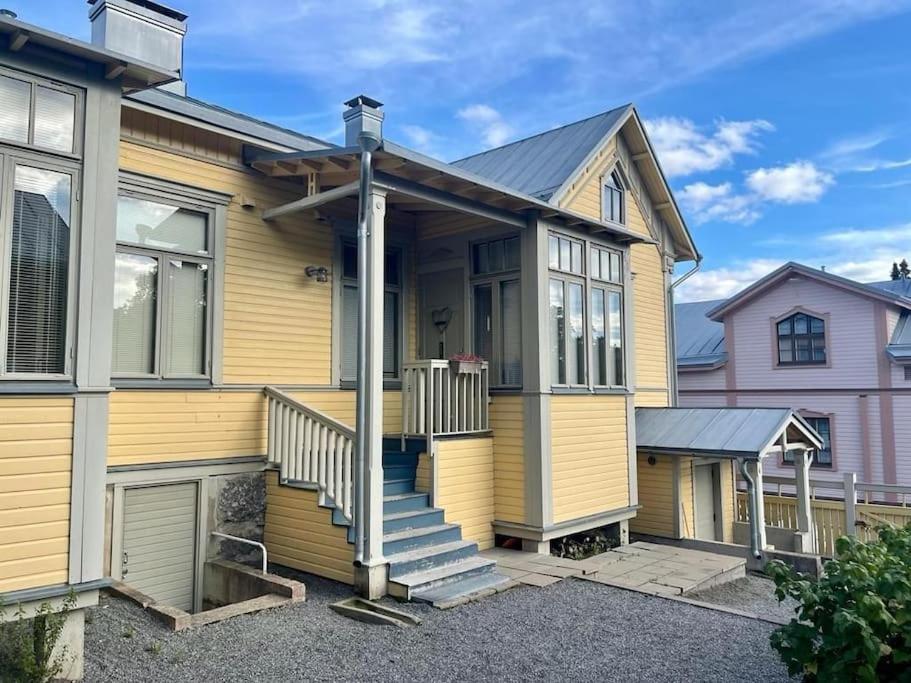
11 0 911 301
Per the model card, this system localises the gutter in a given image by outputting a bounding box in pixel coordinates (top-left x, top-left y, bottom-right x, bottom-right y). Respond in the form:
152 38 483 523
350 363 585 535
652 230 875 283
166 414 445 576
738 458 763 559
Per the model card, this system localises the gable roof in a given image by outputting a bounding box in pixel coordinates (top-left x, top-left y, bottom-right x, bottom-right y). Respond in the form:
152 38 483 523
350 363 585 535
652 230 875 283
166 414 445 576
707 262 911 321
452 105 699 263
635 407 823 460
452 105 631 200
675 300 726 369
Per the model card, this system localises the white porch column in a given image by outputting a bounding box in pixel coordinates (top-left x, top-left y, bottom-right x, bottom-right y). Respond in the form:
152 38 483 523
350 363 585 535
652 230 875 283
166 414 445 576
751 458 768 550
354 184 388 599
792 446 816 553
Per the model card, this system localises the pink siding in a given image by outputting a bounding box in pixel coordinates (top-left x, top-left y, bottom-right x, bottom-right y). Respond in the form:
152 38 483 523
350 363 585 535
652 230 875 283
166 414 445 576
678 392 727 408
892 395 911 486
729 276 878 390
678 367 726 391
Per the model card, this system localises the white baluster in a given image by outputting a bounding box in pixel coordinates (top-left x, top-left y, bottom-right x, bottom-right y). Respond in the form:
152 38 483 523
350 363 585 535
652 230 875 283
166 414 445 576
294 412 305 480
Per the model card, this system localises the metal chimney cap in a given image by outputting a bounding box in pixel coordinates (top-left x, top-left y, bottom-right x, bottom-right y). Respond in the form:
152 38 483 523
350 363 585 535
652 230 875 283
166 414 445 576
87 0 188 23
344 95 384 109
0 9 17 18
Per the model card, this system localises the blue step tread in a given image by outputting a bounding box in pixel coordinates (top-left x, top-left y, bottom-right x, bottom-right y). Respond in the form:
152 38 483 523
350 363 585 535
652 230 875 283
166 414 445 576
388 555 496 590
383 523 460 544
386 540 479 578
411 572 515 608
383 508 443 522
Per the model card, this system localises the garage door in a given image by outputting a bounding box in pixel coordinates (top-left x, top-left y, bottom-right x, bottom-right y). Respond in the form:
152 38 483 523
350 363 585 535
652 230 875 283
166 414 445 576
122 482 198 612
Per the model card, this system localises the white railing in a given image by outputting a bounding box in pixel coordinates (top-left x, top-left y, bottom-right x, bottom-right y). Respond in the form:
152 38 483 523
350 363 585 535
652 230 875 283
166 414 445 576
265 386 355 524
401 360 490 441
211 531 268 574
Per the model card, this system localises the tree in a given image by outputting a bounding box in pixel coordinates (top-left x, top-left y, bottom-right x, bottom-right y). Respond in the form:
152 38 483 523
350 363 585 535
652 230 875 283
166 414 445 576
892 262 902 280
901 259 911 279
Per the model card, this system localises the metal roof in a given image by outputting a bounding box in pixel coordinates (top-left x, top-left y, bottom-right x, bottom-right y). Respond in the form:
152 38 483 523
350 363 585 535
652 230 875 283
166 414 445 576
870 278 911 298
636 407 823 460
0 14 177 91
451 105 630 200
675 300 726 368
126 89 333 152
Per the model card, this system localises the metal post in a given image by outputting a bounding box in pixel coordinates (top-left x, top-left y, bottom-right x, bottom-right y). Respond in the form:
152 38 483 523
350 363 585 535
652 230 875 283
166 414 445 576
844 471 858 537
792 445 815 553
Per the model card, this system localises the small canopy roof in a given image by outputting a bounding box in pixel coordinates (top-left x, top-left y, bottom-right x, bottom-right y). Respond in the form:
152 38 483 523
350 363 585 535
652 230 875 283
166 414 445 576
636 407 823 460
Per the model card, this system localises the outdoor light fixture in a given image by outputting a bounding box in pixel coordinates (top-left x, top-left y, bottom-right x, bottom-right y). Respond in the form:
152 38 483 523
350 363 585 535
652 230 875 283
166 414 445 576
305 266 329 283
432 307 453 358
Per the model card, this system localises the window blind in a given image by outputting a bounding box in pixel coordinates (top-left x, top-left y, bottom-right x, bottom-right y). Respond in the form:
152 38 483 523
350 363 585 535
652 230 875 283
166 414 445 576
500 280 522 385
166 260 207 375
112 253 158 374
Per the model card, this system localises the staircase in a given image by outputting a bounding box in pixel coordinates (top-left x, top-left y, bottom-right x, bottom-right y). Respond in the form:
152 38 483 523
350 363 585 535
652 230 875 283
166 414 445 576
380 441 512 606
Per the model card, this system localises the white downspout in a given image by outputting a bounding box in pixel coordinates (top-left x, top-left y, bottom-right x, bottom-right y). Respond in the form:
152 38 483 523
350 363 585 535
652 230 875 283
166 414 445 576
667 258 701 405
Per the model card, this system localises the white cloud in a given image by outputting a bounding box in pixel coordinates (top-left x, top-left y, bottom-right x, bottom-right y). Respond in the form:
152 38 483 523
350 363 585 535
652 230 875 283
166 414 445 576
677 182 761 224
819 130 911 174
676 259 785 302
457 104 514 148
401 124 440 154
745 161 834 203
645 118 773 177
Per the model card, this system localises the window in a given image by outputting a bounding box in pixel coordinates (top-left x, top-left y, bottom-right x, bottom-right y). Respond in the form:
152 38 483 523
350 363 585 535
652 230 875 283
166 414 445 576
1 163 74 376
471 236 522 386
603 171 624 224
777 312 826 365
548 233 626 389
0 72 78 154
340 241 402 381
113 194 212 379
784 416 833 468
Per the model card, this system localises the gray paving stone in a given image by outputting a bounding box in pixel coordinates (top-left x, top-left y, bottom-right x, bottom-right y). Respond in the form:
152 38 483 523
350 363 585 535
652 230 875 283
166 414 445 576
517 573 562 587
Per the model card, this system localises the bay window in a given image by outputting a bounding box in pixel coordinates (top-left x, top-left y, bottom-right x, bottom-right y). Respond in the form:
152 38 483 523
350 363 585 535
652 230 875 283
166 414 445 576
113 192 212 379
548 231 625 390
471 236 522 387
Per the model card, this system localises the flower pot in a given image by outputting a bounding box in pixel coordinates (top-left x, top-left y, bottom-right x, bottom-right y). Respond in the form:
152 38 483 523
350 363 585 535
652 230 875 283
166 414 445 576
450 360 483 375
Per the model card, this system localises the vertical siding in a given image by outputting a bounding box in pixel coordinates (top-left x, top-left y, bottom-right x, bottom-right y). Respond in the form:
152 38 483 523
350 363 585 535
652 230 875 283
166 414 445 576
264 471 353 584
550 395 629 523
678 457 694 538
0 398 73 593
488 395 525 523
719 460 736 543
630 453 675 537
436 437 495 550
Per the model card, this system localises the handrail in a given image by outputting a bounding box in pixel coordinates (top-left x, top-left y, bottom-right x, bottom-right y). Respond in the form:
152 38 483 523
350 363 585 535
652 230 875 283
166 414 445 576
401 359 490 444
265 386 355 524
211 532 268 574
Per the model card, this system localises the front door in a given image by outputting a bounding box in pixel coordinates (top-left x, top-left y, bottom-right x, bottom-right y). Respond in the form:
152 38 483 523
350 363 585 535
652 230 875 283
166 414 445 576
694 463 720 541
418 268 464 359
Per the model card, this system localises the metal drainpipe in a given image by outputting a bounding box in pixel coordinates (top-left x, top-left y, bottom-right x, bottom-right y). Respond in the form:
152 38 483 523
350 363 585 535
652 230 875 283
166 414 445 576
667 258 701 405
738 458 762 559
353 130 381 566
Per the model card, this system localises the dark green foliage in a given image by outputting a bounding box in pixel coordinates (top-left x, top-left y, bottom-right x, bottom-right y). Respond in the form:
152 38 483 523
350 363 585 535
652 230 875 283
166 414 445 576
551 527 617 560
892 262 902 281
766 525 911 682
0 590 77 683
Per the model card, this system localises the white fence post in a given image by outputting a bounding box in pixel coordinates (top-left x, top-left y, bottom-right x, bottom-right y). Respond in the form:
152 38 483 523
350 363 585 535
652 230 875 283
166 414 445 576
844 472 858 537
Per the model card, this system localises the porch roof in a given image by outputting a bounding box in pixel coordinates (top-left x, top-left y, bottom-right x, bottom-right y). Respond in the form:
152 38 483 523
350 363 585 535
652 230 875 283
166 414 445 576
635 407 823 460
246 140 657 244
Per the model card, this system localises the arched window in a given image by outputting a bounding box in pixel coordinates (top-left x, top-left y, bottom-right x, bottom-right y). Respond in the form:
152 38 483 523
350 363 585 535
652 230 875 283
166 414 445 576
603 171 624 224
777 312 826 365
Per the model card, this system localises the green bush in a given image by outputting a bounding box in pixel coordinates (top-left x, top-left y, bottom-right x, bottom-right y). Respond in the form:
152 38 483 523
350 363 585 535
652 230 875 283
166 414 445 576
0 590 77 683
766 524 911 682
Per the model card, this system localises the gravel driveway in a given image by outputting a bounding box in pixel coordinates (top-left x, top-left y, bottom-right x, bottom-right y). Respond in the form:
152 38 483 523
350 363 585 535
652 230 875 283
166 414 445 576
85 570 789 682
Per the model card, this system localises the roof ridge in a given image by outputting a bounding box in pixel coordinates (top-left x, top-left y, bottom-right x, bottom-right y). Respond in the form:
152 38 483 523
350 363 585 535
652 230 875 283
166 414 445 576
451 103 631 163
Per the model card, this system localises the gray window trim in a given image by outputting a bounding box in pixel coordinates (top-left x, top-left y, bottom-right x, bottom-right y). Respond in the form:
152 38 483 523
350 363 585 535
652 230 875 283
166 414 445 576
0 150 81 380
112 174 228 384
600 164 629 228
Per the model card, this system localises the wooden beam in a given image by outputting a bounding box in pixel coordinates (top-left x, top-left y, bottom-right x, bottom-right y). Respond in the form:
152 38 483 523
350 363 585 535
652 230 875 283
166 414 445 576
654 201 671 210
262 181 359 221
324 156 352 171
105 62 127 80
632 152 650 161
9 30 29 52
297 158 324 172
374 157 406 171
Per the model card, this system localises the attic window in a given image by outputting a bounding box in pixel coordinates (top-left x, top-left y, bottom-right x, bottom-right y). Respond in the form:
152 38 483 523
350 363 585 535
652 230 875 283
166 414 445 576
777 312 826 366
603 171 624 225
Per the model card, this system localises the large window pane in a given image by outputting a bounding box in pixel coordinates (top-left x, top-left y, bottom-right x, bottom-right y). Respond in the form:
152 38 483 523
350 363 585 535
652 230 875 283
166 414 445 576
608 290 624 385
113 253 158 374
567 282 585 384
500 280 521 385
166 260 207 375
548 235 560 269
473 284 493 363
34 86 76 153
341 284 358 380
6 166 71 374
117 196 207 254
383 290 398 376
0 74 30 143
591 288 606 385
549 280 565 384
341 281 400 380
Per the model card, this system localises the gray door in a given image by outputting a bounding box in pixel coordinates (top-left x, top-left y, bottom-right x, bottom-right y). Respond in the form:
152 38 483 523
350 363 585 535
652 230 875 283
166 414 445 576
419 268 465 359
122 482 198 612
694 464 719 541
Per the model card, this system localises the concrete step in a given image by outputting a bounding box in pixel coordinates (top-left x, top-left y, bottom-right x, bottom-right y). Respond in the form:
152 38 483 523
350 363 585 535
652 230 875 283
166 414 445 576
383 492 431 515
411 571 515 609
387 540 479 578
383 523 461 555
387 556 498 600
191 593 288 628
383 508 444 533
383 478 415 496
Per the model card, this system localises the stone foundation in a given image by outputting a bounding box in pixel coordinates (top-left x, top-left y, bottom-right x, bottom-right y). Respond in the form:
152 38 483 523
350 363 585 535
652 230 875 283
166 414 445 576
210 472 266 567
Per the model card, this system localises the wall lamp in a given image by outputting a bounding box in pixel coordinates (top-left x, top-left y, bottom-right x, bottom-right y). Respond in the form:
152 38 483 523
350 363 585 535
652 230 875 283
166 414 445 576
305 266 330 283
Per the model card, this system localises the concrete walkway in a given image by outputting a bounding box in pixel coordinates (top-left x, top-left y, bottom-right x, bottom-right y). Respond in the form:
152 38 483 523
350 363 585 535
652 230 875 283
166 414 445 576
481 540 745 597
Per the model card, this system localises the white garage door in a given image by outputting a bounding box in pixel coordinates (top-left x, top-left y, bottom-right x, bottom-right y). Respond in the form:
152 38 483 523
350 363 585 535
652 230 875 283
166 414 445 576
122 482 198 612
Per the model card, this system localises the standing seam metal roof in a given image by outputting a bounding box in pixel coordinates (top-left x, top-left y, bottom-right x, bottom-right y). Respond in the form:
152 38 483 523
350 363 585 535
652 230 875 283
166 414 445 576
450 105 630 200
674 299 726 367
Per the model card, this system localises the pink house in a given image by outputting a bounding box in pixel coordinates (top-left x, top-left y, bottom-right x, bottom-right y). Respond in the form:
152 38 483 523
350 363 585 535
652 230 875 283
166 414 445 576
676 262 911 494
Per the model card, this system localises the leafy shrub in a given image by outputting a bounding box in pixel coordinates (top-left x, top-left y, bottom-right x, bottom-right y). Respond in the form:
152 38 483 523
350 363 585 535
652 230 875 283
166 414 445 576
766 524 911 682
551 527 617 560
0 590 77 683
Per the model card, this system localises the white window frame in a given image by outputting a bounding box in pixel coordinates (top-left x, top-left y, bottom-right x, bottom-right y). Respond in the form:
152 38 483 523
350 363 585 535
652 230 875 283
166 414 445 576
0 150 81 380
112 180 218 382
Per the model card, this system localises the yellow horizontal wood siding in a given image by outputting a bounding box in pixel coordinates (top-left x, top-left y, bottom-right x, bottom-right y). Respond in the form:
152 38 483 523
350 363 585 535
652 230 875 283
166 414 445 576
550 395 629 524
436 437 495 550
264 471 353 584
488 395 524 523
631 242 669 402
0 398 73 593
559 136 617 219
414 452 431 494
630 453 675 538
720 460 736 543
109 390 404 467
